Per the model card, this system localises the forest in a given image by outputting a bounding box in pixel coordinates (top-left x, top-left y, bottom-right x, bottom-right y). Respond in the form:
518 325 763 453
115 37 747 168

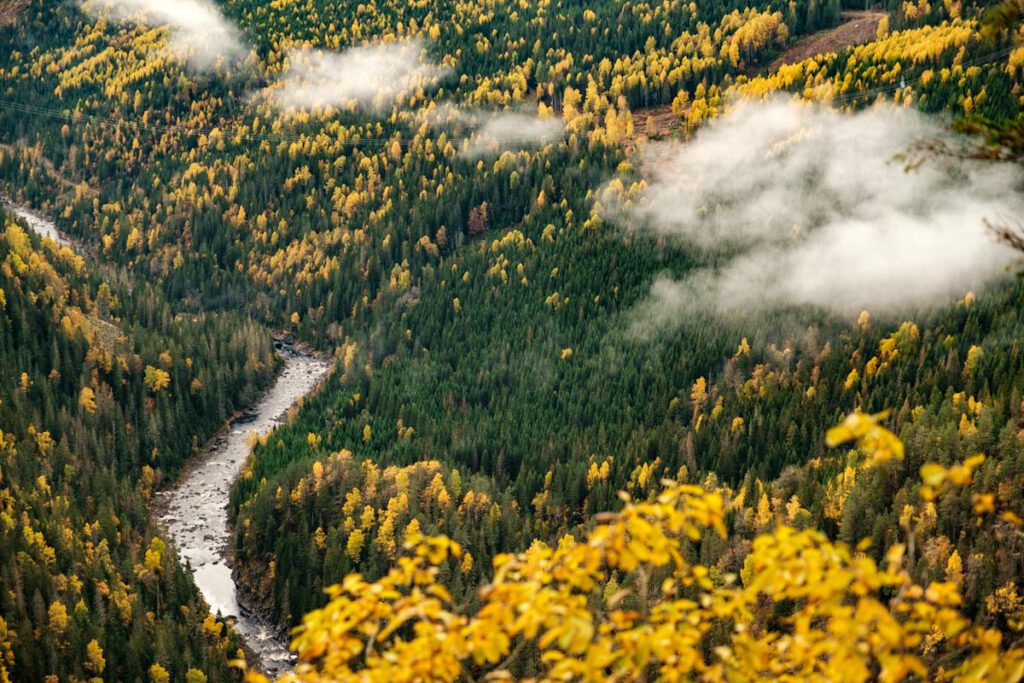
0 0 1023 680
0 205 277 680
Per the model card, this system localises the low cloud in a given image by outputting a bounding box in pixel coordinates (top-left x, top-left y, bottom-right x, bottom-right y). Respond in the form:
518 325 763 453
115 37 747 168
611 98 1021 331
420 106 564 157
457 112 564 158
79 0 247 72
265 41 447 113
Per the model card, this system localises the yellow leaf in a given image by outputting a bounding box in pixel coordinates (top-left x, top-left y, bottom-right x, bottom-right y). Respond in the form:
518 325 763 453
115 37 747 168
1002 511 1024 527
964 453 986 469
920 464 947 487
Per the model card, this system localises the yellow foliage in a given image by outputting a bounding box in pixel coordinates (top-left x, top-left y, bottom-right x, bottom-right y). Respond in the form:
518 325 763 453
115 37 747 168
918 454 985 501
239 414 1024 683
946 549 964 586
48 601 69 637
85 639 106 674
149 663 170 683
346 529 366 561
964 344 983 378
827 410 904 464
79 386 97 413
690 376 708 411
143 366 170 393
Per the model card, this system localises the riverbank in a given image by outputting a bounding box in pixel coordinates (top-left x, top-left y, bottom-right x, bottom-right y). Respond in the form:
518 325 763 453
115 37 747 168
154 352 331 676
3 197 328 675
2 196 73 246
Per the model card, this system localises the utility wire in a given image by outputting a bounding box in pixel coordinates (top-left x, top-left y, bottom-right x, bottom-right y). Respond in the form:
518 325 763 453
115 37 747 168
0 43 1017 146
0 96 417 147
829 44 1016 106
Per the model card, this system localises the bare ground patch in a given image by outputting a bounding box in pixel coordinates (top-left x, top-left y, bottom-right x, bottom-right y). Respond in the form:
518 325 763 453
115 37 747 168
629 10 887 144
0 0 29 27
637 105 685 138
770 10 886 71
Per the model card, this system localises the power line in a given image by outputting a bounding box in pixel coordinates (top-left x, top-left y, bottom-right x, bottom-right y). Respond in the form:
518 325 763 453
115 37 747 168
829 44 1016 106
0 96 418 147
0 42 1016 151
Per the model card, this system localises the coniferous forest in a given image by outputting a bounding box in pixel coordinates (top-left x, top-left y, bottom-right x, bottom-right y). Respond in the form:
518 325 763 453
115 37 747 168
2 0 1024 680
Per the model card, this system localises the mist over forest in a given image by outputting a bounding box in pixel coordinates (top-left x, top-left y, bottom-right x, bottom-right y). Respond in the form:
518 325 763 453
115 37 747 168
1 0 1024 680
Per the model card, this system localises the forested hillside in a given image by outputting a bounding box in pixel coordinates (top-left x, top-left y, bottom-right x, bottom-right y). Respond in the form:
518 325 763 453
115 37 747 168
0 206 278 680
0 0 1023 680
220 0 1024 631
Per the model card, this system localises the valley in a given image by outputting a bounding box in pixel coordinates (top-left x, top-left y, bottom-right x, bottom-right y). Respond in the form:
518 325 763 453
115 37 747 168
2 197 312 673
1 0 1024 680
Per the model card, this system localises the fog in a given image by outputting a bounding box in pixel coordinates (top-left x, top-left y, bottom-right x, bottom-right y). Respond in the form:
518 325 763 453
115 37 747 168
458 112 564 158
79 0 246 71
419 105 564 157
265 41 447 112
615 98 1021 328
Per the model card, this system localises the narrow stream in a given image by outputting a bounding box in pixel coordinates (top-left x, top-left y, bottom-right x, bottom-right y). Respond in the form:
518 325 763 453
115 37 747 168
2 198 72 246
155 353 330 676
3 198 331 676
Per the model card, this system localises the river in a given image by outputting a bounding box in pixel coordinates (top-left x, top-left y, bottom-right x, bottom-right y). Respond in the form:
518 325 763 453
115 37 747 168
155 352 330 676
2 198 73 246
5 198 330 676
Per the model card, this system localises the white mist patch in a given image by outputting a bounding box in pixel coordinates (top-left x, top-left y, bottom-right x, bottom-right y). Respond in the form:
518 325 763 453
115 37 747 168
616 98 1021 327
79 0 247 72
266 41 447 113
459 112 564 158
420 105 565 158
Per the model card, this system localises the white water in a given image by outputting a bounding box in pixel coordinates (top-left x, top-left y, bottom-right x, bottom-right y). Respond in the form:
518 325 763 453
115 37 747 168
156 353 330 675
2 199 72 246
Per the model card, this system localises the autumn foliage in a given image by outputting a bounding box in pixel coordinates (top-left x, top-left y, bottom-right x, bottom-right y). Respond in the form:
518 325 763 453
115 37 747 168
1 0 1023 680
234 413 1024 682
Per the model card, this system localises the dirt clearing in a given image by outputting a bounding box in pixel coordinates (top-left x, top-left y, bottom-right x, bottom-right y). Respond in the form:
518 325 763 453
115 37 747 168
630 10 887 143
0 0 29 27
770 10 886 71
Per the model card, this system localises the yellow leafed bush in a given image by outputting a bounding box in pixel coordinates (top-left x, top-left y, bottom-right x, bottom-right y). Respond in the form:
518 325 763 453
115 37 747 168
242 413 1024 683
